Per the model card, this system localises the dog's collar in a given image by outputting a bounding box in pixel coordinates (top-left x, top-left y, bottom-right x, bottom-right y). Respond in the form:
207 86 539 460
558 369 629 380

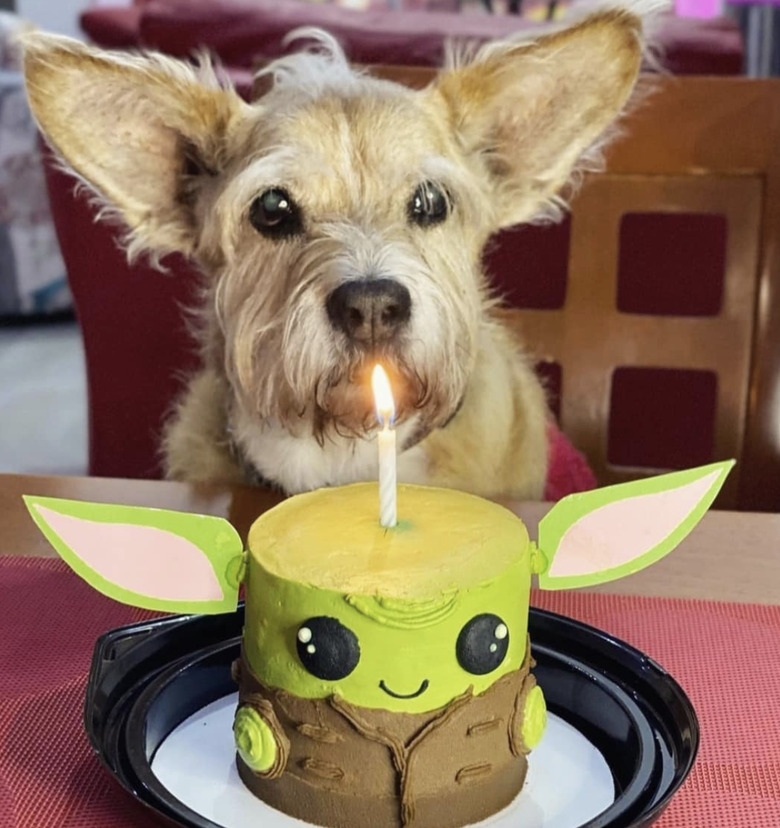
401 396 464 452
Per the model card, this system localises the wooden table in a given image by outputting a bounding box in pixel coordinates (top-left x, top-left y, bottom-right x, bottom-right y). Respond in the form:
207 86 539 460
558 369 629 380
2 472 779 605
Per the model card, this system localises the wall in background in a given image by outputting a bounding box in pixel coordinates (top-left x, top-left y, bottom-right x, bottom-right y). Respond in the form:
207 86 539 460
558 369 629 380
16 0 86 37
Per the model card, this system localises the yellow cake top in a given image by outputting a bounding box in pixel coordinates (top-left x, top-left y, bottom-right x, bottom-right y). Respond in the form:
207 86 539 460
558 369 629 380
247 483 529 598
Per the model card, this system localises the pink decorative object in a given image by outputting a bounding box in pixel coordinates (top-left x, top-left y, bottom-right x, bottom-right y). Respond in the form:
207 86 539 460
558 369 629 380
674 0 721 19
548 469 721 577
544 424 598 502
34 506 224 601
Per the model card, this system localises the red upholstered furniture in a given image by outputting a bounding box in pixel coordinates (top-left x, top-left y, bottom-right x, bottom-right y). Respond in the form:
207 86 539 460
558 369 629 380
81 0 745 75
44 158 202 480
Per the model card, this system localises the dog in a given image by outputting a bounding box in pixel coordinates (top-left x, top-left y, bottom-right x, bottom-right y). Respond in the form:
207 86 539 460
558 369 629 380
22 7 648 499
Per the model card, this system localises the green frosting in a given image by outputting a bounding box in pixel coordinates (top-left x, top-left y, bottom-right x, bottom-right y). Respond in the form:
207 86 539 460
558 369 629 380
234 706 276 772
345 592 459 629
522 685 547 749
528 542 547 576
226 551 247 591
243 555 530 715
243 482 532 714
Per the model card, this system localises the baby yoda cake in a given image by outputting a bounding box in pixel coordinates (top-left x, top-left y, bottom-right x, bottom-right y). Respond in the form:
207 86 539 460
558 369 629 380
233 483 545 828
25 461 733 828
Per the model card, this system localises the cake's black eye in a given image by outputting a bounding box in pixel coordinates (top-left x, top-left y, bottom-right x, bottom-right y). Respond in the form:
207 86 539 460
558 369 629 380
408 182 448 227
296 616 360 680
249 188 302 239
456 613 509 675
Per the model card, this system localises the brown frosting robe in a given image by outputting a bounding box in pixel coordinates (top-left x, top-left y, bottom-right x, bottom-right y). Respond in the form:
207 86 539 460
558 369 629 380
233 642 537 828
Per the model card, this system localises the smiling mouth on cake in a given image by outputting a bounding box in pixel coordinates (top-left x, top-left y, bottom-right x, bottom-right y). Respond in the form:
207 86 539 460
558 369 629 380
379 679 430 699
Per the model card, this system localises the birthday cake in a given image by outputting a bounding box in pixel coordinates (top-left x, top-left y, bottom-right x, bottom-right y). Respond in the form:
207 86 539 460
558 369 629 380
233 483 545 828
24 460 732 828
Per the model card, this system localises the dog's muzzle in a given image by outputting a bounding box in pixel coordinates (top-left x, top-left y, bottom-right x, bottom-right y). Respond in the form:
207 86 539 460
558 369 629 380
326 278 411 346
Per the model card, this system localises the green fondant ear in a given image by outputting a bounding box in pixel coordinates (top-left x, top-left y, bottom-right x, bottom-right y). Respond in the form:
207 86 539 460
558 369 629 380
24 495 244 613
537 460 734 590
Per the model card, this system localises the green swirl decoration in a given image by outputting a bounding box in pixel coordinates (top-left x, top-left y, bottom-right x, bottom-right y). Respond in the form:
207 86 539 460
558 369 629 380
234 706 276 772
345 591 460 629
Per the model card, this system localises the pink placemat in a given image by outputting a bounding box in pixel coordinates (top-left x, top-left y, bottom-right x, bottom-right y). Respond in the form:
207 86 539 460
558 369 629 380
1 556 779 827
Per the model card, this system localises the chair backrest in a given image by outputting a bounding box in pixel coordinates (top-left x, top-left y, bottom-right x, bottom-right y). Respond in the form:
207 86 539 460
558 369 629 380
518 77 780 512
45 72 780 510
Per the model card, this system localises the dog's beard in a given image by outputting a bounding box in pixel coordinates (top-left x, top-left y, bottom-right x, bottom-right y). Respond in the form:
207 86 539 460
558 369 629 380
272 310 470 443
302 350 455 442
217 227 479 442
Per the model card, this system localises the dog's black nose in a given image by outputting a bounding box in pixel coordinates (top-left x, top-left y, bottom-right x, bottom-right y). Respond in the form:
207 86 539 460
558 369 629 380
326 279 411 344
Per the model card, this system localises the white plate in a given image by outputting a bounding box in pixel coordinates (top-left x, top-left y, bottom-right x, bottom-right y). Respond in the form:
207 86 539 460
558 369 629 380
152 692 614 828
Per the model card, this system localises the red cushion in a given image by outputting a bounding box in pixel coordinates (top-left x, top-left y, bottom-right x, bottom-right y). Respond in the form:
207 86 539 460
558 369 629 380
43 154 202 480
654 15 743 75
80 7 143 49
131 0 742 74
82 0 743 76
544 423 598 501
138 0 532 67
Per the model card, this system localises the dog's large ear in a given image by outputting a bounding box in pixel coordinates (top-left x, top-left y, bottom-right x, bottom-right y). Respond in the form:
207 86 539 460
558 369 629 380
432 9 645 228
22 33 247 257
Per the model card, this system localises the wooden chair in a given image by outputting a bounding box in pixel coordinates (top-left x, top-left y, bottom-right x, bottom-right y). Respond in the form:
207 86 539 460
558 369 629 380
523 78 780 512
374 69 780 510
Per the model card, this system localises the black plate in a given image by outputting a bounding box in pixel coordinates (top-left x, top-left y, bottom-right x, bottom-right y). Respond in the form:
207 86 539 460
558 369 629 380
84 607 698 828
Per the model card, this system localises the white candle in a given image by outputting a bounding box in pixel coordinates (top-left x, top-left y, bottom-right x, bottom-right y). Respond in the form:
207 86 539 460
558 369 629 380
372 365 397 528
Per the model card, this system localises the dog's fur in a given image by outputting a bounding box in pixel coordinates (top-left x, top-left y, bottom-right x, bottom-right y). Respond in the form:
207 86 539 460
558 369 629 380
22 8 648 498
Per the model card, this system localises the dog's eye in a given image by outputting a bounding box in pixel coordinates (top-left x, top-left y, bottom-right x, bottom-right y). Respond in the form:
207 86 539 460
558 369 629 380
408 182 449 227
249 188 302 239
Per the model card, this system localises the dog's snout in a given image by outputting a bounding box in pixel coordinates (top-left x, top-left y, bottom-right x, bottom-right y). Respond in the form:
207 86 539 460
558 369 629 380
326 279 411 344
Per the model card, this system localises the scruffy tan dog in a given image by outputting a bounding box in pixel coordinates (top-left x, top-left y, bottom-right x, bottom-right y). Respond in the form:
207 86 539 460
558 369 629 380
22 8 647 498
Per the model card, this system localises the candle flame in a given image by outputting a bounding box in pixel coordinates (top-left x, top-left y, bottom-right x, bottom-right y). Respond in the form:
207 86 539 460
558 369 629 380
372 364 395 426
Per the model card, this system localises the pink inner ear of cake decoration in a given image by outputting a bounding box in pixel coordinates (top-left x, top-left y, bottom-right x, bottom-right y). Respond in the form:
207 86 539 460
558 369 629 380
548 470 720 578
35 506 224 601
